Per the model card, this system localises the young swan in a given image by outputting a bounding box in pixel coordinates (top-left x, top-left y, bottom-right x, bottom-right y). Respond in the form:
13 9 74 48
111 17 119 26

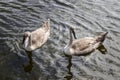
22 19 50 51
64 27 108 56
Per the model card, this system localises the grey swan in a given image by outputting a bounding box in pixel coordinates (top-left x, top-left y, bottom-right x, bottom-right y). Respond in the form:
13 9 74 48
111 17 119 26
22 19 50 51
64 27 108 56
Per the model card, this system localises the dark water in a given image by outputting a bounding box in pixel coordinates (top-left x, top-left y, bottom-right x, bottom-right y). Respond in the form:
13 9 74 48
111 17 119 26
0 0 120 80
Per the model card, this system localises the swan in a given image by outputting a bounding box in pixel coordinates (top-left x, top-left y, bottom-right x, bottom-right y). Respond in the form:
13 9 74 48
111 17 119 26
64 27 108 56
22 19 50 51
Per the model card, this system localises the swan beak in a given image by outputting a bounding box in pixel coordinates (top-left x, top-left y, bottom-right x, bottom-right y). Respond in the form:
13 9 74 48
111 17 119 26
22 36 29 48
22 35 26 44
71 28 77 39
69 27 77 39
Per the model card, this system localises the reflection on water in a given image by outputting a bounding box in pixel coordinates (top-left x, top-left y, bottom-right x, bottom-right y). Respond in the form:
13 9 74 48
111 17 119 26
0 0 120 80
23 51 33 73
64 44 108 80
64 56 73 80
97 44 107 54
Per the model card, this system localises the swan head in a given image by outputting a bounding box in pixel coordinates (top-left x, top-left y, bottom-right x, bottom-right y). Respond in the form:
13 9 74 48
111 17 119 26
96 32 108 43
22 31 31 48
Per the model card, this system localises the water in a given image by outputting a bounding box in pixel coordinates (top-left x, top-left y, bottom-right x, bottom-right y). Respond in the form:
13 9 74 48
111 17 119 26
0 0 120 80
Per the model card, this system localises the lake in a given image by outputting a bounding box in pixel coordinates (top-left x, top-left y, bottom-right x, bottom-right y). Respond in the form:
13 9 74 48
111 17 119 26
0 0 120 80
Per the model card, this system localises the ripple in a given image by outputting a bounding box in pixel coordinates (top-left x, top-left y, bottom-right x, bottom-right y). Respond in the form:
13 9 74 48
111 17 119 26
54 0 76 9
0 0 120 80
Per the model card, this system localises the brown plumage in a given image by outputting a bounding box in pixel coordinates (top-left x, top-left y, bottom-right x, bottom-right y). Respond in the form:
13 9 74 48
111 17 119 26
22 19 50 51
64 27 108 56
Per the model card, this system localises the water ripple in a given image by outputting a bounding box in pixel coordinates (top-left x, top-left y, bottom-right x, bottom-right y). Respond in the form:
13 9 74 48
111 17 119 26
0 0 120 80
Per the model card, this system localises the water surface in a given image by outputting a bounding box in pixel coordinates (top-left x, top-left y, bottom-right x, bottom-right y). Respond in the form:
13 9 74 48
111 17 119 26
0 0 120 80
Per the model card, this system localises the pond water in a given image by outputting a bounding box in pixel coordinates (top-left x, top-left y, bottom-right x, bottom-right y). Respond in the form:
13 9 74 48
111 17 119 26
0 0 120 80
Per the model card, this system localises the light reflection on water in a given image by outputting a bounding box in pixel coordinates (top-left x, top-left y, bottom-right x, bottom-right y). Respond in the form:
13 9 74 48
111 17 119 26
0 0 120 80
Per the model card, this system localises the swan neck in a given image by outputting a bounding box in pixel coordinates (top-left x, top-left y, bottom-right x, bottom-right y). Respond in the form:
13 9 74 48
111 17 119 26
64 28 73 54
